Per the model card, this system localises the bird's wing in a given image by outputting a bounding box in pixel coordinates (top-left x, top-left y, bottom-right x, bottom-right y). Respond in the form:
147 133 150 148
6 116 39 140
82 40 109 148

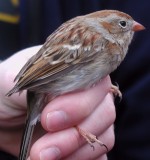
6 19 107 95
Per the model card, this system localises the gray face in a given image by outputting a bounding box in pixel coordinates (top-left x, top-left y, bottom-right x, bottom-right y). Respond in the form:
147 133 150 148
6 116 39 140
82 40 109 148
99 13 134 34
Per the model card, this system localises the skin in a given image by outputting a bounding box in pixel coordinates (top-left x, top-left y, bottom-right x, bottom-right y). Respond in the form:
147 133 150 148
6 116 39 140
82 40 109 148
0 46 115 160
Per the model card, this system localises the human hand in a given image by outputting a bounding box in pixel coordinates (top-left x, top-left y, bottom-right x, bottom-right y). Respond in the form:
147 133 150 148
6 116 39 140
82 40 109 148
0 46 115 160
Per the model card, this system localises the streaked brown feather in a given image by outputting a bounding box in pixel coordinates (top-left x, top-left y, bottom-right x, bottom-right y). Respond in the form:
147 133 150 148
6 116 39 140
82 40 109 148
7 13 113 96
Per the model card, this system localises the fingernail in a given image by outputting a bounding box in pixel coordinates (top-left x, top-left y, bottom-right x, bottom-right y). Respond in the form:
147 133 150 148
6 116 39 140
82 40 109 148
40 147 61 160
46 111 67 131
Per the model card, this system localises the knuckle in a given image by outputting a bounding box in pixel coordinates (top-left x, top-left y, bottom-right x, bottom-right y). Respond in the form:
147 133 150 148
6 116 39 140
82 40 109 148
96 154 107 160
104 94 116 125
106 125 115 151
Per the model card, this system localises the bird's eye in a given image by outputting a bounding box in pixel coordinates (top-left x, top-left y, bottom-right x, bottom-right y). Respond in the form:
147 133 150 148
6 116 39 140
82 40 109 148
119 21 127 28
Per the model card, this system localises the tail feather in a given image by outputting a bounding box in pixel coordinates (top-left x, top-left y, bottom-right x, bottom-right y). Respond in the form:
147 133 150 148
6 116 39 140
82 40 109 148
19 117 35 160
18 91 45 160
6 86 19 96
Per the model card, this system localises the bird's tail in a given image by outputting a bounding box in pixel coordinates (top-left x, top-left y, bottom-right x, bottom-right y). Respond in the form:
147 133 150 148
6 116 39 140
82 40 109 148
18 91 45 160
18 115 35 160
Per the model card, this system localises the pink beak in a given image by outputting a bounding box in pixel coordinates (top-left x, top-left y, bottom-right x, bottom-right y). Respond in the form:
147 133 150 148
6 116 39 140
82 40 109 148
132 21 145 31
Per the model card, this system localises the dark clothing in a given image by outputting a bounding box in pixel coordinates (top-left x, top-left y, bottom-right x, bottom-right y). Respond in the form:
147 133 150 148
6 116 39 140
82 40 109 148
0 0 20 59
0 151 16 160
0 0 150 159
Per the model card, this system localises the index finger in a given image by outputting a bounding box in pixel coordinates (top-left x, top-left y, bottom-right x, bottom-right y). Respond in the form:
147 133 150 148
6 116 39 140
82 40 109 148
41 76 112 132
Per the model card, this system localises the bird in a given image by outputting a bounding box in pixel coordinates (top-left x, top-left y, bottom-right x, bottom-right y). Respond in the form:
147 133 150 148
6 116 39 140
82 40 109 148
6 10 145 160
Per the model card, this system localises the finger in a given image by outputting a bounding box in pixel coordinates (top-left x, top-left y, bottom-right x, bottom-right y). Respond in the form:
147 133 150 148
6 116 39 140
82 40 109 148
29 125 114 160
41 76 112 132
95 154 108 160
64 93 115 160
77 93 116 137
30 128 79 160
65 154 108 160
30 93 115 160
65 126 114 160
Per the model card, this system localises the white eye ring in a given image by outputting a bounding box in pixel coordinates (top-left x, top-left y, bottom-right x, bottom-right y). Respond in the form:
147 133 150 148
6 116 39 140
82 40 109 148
119 21 127 28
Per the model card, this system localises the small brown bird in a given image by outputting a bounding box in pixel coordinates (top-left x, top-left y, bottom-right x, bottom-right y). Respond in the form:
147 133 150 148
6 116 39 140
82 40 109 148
6 10 145 160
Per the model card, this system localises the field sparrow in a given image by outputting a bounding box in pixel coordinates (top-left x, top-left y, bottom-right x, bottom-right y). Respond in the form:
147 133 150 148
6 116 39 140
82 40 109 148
6 10 144 160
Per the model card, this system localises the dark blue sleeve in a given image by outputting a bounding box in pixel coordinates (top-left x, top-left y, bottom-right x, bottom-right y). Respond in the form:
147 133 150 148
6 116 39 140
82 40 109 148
0 0 20 60
0 151 17 160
